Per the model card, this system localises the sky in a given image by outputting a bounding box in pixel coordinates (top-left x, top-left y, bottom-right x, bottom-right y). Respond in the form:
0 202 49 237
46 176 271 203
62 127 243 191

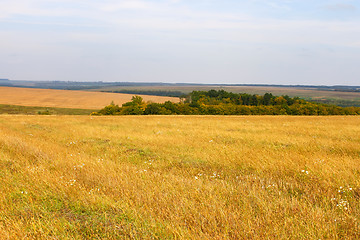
0 0 359 85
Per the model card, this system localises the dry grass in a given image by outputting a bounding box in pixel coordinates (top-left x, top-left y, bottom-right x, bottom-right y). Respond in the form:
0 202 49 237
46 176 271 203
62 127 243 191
0 87 179 109
0 115 359 239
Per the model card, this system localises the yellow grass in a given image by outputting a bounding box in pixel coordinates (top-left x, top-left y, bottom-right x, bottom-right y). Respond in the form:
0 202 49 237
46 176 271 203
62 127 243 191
0 115 359 239
0 87 179 109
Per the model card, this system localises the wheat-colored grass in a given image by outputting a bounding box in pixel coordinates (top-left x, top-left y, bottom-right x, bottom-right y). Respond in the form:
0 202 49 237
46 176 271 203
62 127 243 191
0 87 179 109
0 115 359 239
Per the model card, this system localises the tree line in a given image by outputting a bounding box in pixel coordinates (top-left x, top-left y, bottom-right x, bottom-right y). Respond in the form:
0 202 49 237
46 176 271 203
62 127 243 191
92 90 360 115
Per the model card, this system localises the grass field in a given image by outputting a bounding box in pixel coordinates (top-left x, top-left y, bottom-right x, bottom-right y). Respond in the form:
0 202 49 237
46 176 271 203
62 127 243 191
0 87 179 110
0 115 359 239
95 85 360 107
0 104 94 115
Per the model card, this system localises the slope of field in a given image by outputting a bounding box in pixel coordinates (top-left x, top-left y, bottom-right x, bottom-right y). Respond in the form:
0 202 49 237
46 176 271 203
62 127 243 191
0 87 179 109
0 115 359 239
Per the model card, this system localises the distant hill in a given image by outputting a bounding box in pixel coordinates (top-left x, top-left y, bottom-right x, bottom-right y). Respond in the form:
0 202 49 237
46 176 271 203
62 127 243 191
1 79 360 107
1 79 359 92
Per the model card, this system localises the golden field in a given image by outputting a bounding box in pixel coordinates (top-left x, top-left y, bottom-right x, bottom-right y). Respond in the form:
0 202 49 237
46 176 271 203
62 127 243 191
0 115 359 239
0 87 179 109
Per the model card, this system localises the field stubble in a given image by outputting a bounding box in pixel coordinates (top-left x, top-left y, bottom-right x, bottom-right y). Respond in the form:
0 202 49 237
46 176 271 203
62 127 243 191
0 87 179 109
0 115 359 239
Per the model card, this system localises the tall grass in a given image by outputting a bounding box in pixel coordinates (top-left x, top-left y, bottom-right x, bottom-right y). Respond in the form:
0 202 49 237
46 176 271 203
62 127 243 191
0 115 359 239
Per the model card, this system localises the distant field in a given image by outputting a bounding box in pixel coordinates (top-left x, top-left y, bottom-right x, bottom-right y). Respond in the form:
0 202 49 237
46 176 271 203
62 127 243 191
0 87 179 109
94 85 360 107
1 115 359 238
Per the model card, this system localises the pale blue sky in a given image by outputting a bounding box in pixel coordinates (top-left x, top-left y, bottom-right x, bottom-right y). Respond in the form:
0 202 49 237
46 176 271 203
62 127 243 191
1 0 359 85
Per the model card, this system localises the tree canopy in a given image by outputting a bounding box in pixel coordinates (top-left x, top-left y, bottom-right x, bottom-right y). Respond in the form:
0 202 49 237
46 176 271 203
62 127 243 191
92 90 360 116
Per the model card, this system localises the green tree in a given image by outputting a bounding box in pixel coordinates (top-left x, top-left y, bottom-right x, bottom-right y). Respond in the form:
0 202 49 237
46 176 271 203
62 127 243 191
144 103 162 115
98 101 121 115
121 96 146 115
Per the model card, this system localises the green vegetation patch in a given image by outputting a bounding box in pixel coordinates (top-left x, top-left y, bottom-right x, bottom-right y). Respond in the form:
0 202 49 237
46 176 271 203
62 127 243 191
93 90 360 116
0 104 95 115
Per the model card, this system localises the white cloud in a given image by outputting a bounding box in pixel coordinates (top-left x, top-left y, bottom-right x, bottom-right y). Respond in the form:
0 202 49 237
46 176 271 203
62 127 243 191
324 3 357 11
99 1 150 12
1 0 360 84
0 0 87 18
1 0 359 48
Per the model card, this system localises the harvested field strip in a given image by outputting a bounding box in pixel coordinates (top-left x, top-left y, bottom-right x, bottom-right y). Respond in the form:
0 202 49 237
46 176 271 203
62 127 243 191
0 87 179 109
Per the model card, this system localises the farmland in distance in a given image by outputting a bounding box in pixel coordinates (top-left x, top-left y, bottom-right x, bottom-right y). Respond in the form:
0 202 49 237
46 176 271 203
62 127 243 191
95 85 360 107
0 115 359 239
0 87 179 110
